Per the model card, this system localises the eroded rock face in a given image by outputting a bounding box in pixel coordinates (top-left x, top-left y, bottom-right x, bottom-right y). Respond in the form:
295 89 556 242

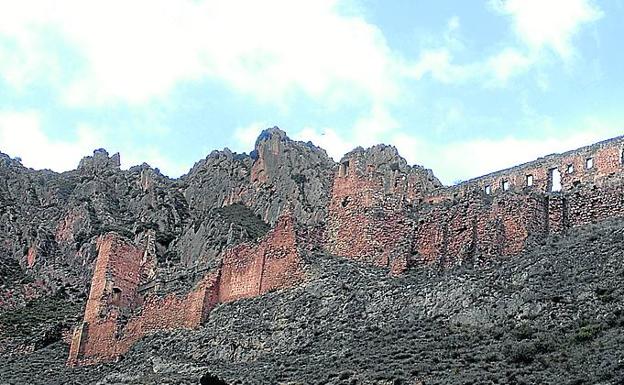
183 127 335 228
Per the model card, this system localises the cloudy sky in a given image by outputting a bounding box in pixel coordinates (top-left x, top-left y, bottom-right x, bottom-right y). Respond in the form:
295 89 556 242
0 0 621 184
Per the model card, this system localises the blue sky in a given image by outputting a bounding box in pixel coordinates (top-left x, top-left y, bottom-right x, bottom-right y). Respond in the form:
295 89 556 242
0 0 622 184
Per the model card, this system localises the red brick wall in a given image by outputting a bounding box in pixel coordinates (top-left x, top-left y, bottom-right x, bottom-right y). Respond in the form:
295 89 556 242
68 272 220 366
259 215 303 293
69 214 303 366
412 136 624 263
218 242 264 302
83 234 143 323
325 159 415 268
415 192 551 264
441 136 624 197
219 214 303 302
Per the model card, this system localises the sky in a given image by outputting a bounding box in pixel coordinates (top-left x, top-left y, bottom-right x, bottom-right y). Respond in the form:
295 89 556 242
0 0 622 184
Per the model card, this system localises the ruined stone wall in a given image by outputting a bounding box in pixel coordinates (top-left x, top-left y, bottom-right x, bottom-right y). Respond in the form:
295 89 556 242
325 146 439 269
69 214 303 366
414 193 549 264
217 243 264 303
219 214 303 302
68 272 219 366
439 136 624 197
415 136 624 263
258 215 303 294
560 180 624 229
83 234 143 322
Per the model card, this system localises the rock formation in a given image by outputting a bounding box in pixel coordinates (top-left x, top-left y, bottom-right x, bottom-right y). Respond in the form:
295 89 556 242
1 128 624 381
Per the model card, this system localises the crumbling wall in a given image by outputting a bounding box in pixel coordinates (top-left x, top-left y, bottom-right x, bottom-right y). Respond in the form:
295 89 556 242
68 272 219 366
327 136 624 267
325 146 439 269
443 136 624 196
219 214 303 302
414 193 549 264
82 234 143 322
416 136 624 262
69 214 303 366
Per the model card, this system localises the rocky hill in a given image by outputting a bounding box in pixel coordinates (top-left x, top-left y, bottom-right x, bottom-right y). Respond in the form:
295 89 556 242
2 217 624 384
0 128 623 384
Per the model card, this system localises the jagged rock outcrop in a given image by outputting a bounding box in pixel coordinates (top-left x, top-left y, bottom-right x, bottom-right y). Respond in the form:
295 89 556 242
183 127 334 226
179 127 335 268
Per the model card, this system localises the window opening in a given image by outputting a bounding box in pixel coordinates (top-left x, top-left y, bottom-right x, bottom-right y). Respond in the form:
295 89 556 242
112 287 122 302
549 168 562 192
586 157 594 169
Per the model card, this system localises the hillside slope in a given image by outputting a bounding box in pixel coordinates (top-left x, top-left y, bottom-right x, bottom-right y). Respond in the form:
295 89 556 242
2 218 623 385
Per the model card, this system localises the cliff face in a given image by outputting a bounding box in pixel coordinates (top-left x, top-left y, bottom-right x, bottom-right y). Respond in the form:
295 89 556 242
182 127 335 227
1 129 624 380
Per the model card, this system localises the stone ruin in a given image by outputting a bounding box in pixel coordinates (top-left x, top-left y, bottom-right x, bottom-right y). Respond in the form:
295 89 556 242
68 134 624 365
67 214 304 365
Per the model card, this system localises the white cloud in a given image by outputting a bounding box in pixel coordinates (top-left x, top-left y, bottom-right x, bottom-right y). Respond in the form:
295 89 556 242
407 1 603 86
233 122 267 152
118 145 190 178
491 0 603 59
405 49 473 84
0 0 398 107
0 0 611 182
0 113 187 177
486 48 534 84
293 127 353 161
0 111 100 171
